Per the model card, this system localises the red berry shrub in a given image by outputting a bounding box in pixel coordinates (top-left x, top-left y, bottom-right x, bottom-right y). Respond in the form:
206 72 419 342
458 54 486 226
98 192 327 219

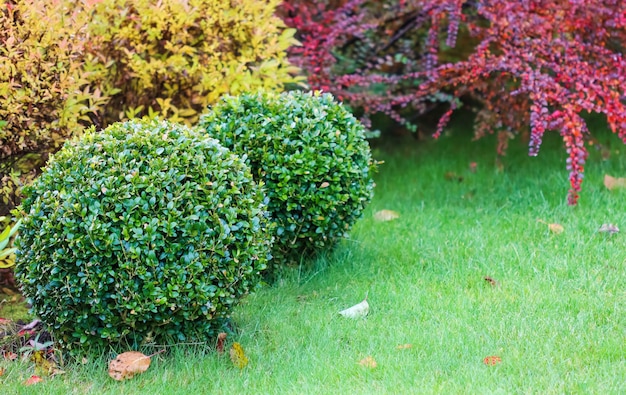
281 0 626 204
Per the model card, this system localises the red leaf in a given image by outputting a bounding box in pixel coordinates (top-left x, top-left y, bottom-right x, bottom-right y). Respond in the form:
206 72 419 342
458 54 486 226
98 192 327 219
24 375 44 385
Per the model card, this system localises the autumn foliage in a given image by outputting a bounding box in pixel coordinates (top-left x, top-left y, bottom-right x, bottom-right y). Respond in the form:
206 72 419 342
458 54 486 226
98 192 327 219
281 0 626 204
0 0 299 214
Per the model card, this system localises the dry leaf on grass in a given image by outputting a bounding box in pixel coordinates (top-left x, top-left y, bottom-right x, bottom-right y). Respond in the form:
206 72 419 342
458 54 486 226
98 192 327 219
0 367 5 377
229 342 249 369
4 351 18 361
24 375 43 385
604 174 626 190
598 223 619 234
548 223 564 234
358 356 377 369
108 350 164 381
396 344 413 350
31 350 64 376
339 298 369 318
373 210 399 222
483 356 502 366
444 172 463 182
537 219 564 234
216 332 227 355
484 276 499 287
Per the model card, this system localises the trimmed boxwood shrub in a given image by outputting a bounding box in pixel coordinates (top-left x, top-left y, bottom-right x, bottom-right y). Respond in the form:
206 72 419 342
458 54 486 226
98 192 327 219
15 118 273 353
199 91 375 269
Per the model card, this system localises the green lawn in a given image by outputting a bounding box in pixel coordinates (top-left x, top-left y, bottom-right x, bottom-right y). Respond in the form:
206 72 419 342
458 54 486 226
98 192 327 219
2 123 626 394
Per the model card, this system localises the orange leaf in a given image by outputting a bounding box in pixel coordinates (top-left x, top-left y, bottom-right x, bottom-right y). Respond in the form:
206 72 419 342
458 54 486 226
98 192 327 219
483 356 502 366
358 356 377 368
24 375 43 385
604 174 626 190
108 350 163 381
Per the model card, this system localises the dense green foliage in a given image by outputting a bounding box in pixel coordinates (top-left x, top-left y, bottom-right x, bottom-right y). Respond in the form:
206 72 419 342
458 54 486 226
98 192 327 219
15 118 273 354
199 91 375 269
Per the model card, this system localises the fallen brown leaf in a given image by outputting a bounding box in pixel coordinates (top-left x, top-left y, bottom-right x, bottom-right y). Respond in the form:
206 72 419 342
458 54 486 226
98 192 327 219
216 333 227 355
108 350 164 381
444 172 463 182
604 174 626 190
0 287 18 295
0 367 5 377
484 276 499 287
373 209 400 222
358 356 377 369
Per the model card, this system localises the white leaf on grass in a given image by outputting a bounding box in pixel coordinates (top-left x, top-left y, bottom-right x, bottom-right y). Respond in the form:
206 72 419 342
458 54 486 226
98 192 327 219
373 210 399 222
339 298 369 318
598 223 619 234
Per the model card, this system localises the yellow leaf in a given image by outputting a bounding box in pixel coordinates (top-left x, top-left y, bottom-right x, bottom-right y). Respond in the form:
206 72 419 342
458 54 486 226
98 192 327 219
229 342 249 369
604 174 626 190
537 219 564 234
373 209 400 222
396 344 413 350
108 350 163 381
358 356 377 369
31 350 59 376
548 223 564 234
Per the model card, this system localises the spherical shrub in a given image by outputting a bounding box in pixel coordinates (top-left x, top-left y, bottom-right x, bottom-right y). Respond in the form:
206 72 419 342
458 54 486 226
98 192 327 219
199 91 376 268
15 118 273 353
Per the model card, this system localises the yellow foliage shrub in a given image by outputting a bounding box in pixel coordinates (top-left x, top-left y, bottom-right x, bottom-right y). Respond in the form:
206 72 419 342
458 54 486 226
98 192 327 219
0 1 100 211
84 0 302 125
0 0 300 214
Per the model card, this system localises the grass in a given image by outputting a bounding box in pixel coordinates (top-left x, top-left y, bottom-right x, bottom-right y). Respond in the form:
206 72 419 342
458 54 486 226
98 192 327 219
2 120 626 394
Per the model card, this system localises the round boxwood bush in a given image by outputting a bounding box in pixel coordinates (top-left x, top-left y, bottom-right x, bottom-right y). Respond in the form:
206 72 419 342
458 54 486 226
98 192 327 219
199 91 376 268
15 118 273 353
